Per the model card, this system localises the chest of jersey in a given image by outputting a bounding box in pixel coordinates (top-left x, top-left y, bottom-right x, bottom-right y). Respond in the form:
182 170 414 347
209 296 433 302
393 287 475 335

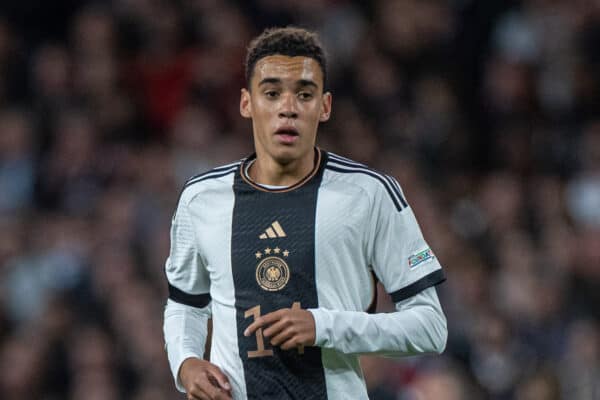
192 177 373 313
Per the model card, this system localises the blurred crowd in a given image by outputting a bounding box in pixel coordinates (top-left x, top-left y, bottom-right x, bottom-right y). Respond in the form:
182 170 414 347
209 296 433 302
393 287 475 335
0 0 599 399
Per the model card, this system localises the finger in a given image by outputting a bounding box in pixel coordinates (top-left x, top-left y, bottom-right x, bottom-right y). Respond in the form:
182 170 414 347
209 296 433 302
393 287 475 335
280 336 303 351
244 309 286 336
198 386 230 400
262 317 290 338
244 309 285 336
200 378 227 400
207 367 232 392
189 372 226 400
269 326 294 347
214 389 233 400
206 385 232 400
187 386 210 400
204 370 233 399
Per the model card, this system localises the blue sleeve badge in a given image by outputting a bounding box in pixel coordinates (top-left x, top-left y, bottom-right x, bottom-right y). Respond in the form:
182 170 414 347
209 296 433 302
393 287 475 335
408 248 435 269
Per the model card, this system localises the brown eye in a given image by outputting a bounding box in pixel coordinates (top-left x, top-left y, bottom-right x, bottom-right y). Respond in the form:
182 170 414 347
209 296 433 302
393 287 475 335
298 92 313 100
265 90 279 99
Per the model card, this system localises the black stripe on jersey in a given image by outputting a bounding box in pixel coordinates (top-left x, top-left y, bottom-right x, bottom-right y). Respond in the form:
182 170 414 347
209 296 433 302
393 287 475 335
327 154 408 209
326 152 361 165
230 156 327 399
389 269 446 303
183 163 241 190
168 283 211 308
387 175 409 208
172 165 239 219
326 164 404 212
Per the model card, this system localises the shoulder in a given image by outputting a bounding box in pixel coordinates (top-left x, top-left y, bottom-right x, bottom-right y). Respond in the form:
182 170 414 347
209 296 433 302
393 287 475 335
323 151 408 212
178 160 241 204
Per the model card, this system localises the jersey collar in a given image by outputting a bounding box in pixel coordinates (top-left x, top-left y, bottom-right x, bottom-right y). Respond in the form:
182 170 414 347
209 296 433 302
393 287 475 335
239 148 324 193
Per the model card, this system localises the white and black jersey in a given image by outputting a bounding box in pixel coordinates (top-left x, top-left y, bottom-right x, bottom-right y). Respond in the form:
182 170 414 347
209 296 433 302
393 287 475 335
164 149 446 399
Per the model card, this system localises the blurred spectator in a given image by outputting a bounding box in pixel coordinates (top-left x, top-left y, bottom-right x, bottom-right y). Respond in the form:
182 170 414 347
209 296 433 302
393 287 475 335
361 355 398 399
404 362 478 400
169 104 220 183
560 319 600 400
0 108 35 213
515 368 562 400
566 120 600 228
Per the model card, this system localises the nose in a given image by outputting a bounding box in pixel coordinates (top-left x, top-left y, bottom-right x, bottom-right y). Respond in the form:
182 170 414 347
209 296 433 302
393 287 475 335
278 93 298 119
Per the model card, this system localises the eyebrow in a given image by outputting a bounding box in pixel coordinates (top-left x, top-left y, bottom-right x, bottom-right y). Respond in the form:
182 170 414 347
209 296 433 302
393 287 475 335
258 78 282 86
258 78 319 89
298 79 318 89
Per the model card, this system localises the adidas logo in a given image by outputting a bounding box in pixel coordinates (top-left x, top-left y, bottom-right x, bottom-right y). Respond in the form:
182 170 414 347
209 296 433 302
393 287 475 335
259 221 287 239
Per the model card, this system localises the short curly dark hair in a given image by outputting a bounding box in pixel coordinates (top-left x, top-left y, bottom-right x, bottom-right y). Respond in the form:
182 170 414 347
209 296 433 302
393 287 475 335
245 27 328 90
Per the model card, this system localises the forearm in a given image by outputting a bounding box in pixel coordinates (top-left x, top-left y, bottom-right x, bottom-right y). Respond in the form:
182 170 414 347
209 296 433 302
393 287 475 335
309 287 447 356
163 299 211 392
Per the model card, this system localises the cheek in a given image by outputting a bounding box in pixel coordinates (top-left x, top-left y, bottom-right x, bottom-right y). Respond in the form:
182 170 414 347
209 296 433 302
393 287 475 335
254 99 276 119
308 105 323 124
251 104 268 122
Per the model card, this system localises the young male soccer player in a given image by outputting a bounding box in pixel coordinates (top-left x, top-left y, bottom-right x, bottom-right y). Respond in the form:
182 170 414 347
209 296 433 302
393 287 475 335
163 27 447 400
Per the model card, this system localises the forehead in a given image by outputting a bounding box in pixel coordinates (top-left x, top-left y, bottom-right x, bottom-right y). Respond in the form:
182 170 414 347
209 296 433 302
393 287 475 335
251 55 323 88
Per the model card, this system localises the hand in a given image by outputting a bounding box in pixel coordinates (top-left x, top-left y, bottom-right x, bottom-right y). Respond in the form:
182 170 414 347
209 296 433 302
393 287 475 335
179 357 232 400
244 306 316 351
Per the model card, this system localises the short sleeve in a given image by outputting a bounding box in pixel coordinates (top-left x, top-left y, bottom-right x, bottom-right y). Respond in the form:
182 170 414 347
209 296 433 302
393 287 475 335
368 178 445 303
165 196 211 308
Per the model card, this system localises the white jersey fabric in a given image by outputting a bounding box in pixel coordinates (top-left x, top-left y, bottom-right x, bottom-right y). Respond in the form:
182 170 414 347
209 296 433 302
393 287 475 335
163 149 447 399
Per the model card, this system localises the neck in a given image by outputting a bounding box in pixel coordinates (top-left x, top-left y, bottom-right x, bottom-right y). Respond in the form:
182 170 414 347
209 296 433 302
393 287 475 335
249 150 316 186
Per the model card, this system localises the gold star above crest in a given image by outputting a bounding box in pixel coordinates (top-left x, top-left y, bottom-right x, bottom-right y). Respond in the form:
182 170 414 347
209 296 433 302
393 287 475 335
283 250 290 257
265 247 272 255
274 247 281 254
255 251 262 259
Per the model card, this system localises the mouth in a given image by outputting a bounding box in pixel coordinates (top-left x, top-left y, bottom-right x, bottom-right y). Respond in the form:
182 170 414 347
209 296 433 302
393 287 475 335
274 127 299 144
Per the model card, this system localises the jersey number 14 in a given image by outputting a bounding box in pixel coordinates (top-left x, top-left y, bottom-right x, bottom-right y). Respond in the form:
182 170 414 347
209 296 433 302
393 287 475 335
244 302 305 358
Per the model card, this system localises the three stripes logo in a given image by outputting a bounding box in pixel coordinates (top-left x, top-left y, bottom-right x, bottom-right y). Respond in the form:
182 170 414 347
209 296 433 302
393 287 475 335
259 221 287 239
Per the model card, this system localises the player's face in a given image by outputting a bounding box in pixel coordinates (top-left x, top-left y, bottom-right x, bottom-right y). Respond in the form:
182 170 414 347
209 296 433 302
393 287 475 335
240 55 332 166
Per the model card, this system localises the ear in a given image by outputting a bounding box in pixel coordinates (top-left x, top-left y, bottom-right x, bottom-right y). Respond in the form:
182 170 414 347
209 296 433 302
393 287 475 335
240 88 252 119
319 92 332 122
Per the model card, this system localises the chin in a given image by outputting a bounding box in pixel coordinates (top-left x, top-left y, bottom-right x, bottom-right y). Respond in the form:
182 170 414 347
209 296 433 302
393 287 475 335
265 143 312 165
272 151 298 165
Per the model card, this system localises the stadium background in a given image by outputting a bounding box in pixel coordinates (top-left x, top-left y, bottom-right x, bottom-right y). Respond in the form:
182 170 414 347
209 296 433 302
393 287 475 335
0 0 599 399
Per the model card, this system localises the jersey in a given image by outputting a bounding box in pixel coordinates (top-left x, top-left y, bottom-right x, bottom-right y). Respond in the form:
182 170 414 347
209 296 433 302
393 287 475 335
165 149 446 399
